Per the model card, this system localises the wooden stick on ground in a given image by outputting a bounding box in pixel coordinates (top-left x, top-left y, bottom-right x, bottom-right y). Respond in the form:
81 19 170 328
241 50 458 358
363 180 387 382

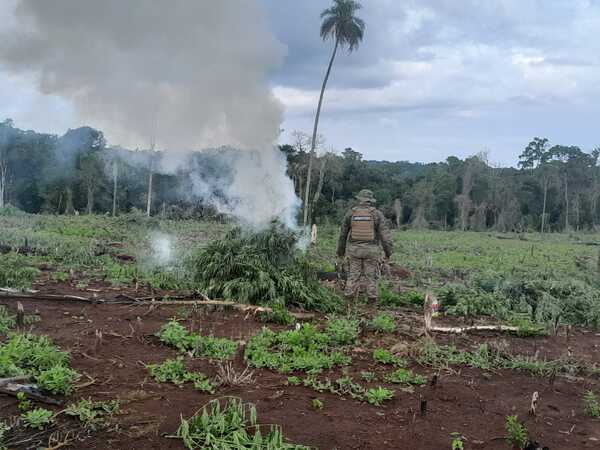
0 291 103 303
0 383 62 405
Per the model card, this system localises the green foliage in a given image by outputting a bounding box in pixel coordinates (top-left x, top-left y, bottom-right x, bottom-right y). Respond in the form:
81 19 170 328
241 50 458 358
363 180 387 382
36 365 80 395
384 368 426 386
311 398 323 410
365 387 394 406
259 303 296 326
0 253 40 290
450 433 464 450
65 398 120 429
372 348 406 367
188 225 341 312
0 333 79 395
155 320 237 360
22 408 54 430
0 306 15 335
303 375 367 401
176 397 309 449
369 312 396 333
583 391 600 418
0 421 9 450
360 371 376 382
147 357 215 393
505 415 528 449
325 316 359 346
16 392 31 412
245 323 352 374
508 314 547 337
287 376 301 386
380 285 424 308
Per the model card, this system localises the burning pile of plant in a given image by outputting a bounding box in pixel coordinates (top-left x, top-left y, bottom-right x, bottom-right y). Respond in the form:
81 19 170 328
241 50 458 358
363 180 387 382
189 223 340 312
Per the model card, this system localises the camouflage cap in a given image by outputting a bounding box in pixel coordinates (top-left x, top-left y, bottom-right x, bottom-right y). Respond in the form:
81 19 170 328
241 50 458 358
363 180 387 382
356 189 376 203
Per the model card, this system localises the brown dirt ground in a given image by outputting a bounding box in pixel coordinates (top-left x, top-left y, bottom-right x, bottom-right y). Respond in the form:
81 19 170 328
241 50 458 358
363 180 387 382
1 282 600 450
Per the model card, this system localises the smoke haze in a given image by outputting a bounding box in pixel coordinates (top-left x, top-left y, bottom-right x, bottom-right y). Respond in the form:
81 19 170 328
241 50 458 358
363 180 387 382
0 0 301 228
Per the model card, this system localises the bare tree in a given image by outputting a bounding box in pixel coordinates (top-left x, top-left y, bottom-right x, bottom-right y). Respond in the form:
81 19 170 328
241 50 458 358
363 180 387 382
393 198 402 228
112 159 119 217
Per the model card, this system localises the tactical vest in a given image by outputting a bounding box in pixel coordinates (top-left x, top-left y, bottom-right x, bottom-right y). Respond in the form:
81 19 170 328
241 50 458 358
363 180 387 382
350 207 376 242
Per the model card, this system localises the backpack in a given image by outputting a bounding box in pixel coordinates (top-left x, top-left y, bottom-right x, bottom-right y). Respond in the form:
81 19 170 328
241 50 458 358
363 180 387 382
350 207 376 242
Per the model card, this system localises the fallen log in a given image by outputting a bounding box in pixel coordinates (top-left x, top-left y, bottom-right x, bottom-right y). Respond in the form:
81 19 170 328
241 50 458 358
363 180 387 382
0 375 31 385
0 383 62 405
427 324 520 334
0 291 104 303
122 298 314 319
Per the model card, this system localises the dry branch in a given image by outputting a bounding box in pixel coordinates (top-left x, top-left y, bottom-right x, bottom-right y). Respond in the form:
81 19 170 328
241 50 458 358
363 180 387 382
0 383 62 405
0 290 103 303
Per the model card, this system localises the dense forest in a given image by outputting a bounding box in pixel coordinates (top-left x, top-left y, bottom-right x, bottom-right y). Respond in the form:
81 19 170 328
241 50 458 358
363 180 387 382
1 118 599 232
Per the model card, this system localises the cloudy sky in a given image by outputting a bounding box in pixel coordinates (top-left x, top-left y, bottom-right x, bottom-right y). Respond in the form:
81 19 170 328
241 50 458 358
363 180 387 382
2 0 600 165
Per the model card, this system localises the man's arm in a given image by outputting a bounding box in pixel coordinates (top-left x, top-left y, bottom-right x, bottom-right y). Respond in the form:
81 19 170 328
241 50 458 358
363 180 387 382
376 210 393 258
336 211 352 257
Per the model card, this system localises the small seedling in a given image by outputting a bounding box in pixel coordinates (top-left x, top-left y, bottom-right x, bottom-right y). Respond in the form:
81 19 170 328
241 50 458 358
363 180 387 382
505 415 528 450
65 398 120 429
450 432 464 450
583 391 600 418
287 376 302 386
384 368 426 386
36 365 80 395
312 398 324 410
16 392 31 412
373 348 406 367
22 408 54 430
360 371 376 382
366 387 394 406
369 312 396 333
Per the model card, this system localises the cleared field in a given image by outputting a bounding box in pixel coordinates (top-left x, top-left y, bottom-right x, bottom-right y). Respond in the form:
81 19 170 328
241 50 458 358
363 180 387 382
1 213 599 449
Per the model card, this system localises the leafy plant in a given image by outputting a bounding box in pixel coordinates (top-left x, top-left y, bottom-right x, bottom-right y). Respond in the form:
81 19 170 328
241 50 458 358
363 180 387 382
369 312 396 333
583 391 600 418
16 392 31 412
311 398 323 410
379 285 424 308
259 303 296 326
360 371 376 382
450 433 464 450
384 368 426 386
22 408 54 430
373 348 406 367
366 387 394 406
505 415 528 450
65 398 120 429
188 224 341 312
0 421 9 450
177 397 309 449
325 316 359 346
287 376 302 386
245 324 351 374
156 320 237 360
36 365 80 395
147 357 215 392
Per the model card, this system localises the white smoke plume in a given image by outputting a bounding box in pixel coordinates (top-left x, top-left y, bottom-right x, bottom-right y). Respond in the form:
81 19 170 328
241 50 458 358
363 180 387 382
0 0 300 229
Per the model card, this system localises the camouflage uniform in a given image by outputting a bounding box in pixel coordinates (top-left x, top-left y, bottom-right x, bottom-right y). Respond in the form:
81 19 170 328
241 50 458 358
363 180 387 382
336 190 393 301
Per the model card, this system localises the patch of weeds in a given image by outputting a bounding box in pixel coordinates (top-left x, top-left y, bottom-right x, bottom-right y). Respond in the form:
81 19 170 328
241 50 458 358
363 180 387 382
0 253 40 290
360 371 377 382
259 303 296 326
177 397 309 449
583 391 600 418
0 333 79 395
311 398 323 410
245 324 351 374
508 314 547 337
373 348 406 367
64 398 120 430
505 415 528 450
16 392 31 412
325 316 359 346
36 365 80 395
379 285 424 308
22 408 54 430
369 312 396 333
0 306 39 335
302 375 366 401
287 376 302 386
450 433 464 450
384 368 426 386
156 320 237 360
0 421 9 450
366 387 394 406
147 357 215 393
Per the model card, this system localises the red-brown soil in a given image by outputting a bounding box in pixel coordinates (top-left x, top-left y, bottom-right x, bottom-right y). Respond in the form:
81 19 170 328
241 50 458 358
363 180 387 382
1 284 599 450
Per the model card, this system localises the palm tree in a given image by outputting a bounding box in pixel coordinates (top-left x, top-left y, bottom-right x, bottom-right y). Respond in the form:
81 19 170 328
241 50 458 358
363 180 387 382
302 0 365 228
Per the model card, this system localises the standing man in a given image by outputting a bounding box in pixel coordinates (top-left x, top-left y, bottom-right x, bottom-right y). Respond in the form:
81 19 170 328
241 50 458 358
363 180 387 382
337 189 393 302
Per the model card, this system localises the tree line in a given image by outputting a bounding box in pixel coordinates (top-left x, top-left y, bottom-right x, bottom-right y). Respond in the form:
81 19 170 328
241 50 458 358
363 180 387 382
1 119 600 232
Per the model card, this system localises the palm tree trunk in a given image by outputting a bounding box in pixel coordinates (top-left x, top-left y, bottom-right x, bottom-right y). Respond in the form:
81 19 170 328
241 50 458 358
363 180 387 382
112 163 118 217
310 157 328 224
146 169 153 217
541 177 548 234
564 174 569 231
303 37 339 228
86 184 94 215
